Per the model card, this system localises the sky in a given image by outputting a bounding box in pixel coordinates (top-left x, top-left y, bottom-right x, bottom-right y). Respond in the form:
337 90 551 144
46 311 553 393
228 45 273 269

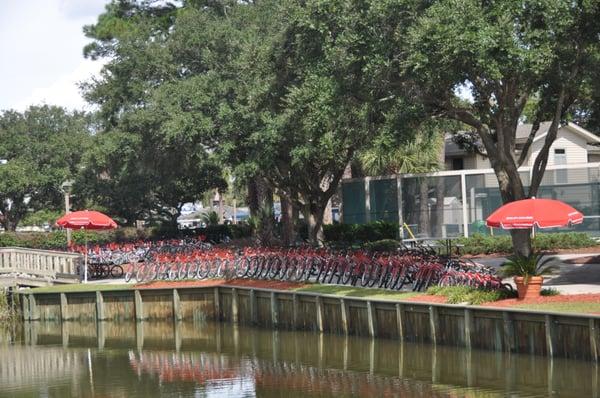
0 0 109 112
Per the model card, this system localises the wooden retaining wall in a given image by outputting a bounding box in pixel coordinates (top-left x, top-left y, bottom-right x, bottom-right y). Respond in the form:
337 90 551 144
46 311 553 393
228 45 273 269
21 286 600 361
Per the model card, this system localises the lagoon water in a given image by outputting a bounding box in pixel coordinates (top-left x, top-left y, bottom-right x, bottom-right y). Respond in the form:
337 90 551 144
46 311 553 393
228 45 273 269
0 320 596 397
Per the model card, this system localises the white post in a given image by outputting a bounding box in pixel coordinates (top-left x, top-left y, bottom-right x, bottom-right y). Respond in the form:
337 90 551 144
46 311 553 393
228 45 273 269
397 175 404 239
84 236 88 284
461 172 469 237
64 192 71 246
364 178 371 223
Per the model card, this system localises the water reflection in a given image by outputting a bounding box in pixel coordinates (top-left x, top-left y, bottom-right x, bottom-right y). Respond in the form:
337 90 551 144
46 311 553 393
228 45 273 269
0 321 595 397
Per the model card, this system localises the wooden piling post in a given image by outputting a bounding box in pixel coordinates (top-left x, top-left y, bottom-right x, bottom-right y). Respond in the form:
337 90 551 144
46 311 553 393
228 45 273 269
315 296 324 333
270 292 279 328
429 306 439 344
231 288 239 324
29 294 39 321
134 290 144 321
367 301 377 338
396 303 405 340
21 294 30 321
60 293 68 321
214 287 220 321
96 291 105 321
464 308 473 350
249 289 257 325
172 289 182 322
340 298 349 335
591 319 598 362
545 314 556 357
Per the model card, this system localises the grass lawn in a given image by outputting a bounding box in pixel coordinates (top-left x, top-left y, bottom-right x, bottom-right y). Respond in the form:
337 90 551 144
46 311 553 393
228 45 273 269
26 283 133 294
514 302 600 314
294 284 421 301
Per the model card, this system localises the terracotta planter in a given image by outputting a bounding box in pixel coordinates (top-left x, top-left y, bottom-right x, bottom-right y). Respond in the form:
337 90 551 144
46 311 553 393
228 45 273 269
514 276 543 300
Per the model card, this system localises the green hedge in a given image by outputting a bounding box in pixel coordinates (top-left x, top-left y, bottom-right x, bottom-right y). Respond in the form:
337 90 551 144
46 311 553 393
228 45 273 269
455 232 598 255
0 224 253 250
324 221 398 243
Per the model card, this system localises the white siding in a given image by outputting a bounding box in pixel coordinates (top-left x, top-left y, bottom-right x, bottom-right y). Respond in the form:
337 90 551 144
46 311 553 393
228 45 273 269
528 127 589 166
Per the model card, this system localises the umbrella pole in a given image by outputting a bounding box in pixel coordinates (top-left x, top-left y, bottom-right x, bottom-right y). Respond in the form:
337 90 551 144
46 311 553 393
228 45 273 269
84 235 88 284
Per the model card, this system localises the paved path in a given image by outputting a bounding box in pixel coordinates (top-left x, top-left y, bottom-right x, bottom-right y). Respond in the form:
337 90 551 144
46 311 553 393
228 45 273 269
476 253 600 294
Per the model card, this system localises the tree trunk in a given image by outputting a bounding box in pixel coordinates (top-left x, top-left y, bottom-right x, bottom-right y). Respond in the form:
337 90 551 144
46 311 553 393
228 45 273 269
510 229 532 258
280 191 295 246
248 176 274 246
418 178 430 237
305 202 326 246
433 144 446 237
493 161 530 257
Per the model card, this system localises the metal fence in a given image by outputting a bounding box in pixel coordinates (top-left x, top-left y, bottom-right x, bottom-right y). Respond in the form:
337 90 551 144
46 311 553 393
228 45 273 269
341 163 600 238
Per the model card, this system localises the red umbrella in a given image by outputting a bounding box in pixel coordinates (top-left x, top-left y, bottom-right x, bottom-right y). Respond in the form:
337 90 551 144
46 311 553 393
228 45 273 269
486 198 583 229
56 210 117 230
56 210 118 282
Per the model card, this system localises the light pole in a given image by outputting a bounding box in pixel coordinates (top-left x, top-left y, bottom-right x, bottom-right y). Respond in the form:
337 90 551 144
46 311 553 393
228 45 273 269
229 175 237 224
61 180 74 246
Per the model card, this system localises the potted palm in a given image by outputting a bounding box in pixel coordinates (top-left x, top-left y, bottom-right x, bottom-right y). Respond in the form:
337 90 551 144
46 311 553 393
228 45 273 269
501 253 557 299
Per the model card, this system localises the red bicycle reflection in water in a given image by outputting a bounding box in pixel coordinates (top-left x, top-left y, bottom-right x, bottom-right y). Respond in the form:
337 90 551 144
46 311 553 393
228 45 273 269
128 350 456 397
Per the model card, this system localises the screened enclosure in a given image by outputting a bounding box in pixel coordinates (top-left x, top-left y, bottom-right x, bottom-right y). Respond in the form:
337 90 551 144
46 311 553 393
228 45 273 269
340 164 600 238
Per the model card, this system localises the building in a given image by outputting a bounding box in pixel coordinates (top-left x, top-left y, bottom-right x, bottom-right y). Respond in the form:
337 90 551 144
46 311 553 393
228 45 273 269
445 122 600 171
341 122 600 238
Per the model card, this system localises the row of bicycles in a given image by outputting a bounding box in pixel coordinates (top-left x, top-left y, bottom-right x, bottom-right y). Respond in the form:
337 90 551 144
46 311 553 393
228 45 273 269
68 237 213 280
125 245 510 292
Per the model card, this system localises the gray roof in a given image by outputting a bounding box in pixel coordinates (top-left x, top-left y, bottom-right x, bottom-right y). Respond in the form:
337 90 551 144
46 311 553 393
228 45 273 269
515 121 553 140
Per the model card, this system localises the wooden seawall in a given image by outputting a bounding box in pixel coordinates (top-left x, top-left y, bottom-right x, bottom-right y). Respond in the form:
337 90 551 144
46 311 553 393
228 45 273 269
21 286 600 361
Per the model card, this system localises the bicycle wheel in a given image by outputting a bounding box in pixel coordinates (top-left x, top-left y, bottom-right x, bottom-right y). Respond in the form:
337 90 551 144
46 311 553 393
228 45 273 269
135 264 148 283
124 264 134 283
111 265 124 278
187 261 199 279
168 264 179 280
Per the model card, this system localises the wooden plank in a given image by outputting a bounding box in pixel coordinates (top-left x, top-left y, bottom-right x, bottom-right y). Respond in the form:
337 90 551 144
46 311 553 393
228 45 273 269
503 311 514 352
292 293 299 329
60 293 68 321
214 287 220 321
250 289 257 325
134 290 143 321
340 298 349 335
591 318 598 362
396 303 405 340
367 301 377 338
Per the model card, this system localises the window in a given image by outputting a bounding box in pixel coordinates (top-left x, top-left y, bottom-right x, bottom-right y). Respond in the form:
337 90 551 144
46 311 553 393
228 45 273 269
452 158 464 170
554 148 567 184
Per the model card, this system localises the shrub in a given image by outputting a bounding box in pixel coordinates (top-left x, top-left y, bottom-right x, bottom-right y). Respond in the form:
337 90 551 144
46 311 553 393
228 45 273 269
324 221 398 244
427 285 516 304
363 239 400 252
455 232 597 255
541 287 560 296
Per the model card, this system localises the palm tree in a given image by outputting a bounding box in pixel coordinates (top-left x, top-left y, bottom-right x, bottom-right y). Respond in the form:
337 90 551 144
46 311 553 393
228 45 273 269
359 132 444 237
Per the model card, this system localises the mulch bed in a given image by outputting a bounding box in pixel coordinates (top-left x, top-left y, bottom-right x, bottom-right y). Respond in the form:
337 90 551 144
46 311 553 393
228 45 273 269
403 294 447 304
135 278 307 290
481 293 600 307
